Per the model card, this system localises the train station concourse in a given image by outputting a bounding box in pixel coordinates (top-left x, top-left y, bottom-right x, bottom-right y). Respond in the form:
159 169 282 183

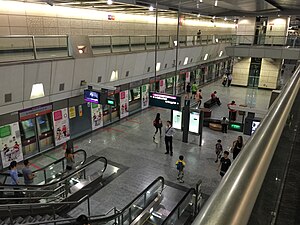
0 0 299 224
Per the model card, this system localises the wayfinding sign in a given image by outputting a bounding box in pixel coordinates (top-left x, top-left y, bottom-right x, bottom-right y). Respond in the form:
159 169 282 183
149 92 181 111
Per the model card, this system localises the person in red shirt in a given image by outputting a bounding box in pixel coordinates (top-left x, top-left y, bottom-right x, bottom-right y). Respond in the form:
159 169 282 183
210 91 221 106
227 100 237 121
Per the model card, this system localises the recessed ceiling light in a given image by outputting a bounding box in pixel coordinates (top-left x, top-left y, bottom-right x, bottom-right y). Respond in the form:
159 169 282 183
214 0 218 6
107 0 113 5
149 5 154 11
212 16 216 20
199 0 203 2
224 17 227 21
197 14 201 18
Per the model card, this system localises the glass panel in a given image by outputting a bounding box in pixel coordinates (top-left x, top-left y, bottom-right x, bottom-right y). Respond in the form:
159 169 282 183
20 119 38 157
0 37 34 62
35 36 68 59
159 36 170 49
130 36 146 51
36 114 54 151
146 36 156 50
89 36 111 54
112 36 129 53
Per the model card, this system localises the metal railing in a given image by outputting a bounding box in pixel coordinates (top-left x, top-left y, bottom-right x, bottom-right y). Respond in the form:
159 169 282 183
192 65 300 225
0 34 298 63
0 149 87 185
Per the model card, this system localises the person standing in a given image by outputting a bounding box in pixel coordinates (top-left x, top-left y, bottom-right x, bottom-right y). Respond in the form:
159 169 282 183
222 74 227 87
9 161 19 185
176 155 186 183
191 82 198 99
227 100 237 121
22 159 36 185
227 74 233 87
215 139 223 163
65 148 75 171
232 136 243 160
217 151 231 178
186 83 191 99
153 113 163 140
195 89 203 109
221 117 229 133
165 121 175 156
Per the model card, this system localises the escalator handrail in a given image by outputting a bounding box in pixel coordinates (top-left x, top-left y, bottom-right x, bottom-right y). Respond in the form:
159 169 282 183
0 149 87 177
162 188 196 225
0 156 107 189
88 176 165 223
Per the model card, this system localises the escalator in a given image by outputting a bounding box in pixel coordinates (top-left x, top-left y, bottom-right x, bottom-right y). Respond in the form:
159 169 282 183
0 149 87 186
0 151 108 219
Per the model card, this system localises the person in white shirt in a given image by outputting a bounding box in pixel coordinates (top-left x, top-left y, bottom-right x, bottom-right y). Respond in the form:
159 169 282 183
164 121 175 156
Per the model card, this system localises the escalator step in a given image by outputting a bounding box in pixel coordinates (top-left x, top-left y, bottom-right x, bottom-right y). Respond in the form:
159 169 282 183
4 217 12 224
32 215 42 222
22 216 33 224
13 216 24 224
0 220 4 225
42 214 51 221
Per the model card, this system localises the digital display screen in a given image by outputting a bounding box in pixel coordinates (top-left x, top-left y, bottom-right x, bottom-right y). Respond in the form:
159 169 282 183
189 112 200 134
149 92 181 111
84 90 100 104
172 110 182 130
251 121 260 134
107 99 115 106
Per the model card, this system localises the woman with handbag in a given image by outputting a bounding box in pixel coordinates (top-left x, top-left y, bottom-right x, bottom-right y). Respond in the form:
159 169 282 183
153 113 163 140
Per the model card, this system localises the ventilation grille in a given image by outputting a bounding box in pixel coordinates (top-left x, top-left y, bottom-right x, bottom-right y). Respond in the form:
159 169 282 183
4 93 12 103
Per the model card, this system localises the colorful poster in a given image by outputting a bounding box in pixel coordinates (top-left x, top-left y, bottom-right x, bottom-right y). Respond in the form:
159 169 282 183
0 122 24 168
52 108 70 146
119 90 129 119
141 84 149 109
159 79 166 93
91 103 103 130
69 106 76 119
185 72 190 83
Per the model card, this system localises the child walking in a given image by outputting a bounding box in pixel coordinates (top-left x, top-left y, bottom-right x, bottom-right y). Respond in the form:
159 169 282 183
176 155 186 183
215 139 223 163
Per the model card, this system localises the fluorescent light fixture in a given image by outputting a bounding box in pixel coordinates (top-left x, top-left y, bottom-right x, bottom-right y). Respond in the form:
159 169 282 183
214 0 218 6
107 0 113 5
184 57 189 65
224 17 227 21
215 38 219 43
110 70 118 81
149 5 154 11
204 53 208 60
199 0 203 2
219 51 223 57
156 62 161 71
30 83 45 99
174 41 178 46
212 16 216 20
197 14 201 18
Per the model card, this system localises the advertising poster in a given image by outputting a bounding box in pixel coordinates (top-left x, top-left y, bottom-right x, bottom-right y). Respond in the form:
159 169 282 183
172 110 182 130
52 108 70 146
189 112 200 134
120 90 129 119
141 84 149 109
91 103 103 130
159 79 166 93
69 106 76 119
0 122 24 168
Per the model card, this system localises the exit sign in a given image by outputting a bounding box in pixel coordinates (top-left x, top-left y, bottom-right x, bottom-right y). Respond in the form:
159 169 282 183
229 123 243 132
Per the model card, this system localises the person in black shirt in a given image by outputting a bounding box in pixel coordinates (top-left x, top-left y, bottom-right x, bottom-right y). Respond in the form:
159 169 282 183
217 151 231 178
232 136 243 160
186 83 191 99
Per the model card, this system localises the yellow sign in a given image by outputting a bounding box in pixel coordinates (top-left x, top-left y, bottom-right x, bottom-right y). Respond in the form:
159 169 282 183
69 106 76 119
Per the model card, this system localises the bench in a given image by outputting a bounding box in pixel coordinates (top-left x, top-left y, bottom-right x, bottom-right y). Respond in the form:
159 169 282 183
204 99 217 108
209 123 222 132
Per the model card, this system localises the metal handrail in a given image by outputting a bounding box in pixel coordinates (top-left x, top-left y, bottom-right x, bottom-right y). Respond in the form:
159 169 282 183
0 156 107 190
192 65 300 225
162 188 196 225
0 149 86 177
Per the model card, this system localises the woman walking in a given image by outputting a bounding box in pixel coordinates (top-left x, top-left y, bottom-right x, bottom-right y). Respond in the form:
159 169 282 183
232 136 243 160
153 113 163 140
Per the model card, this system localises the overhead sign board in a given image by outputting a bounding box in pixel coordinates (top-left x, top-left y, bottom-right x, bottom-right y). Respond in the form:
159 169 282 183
149 92 181 111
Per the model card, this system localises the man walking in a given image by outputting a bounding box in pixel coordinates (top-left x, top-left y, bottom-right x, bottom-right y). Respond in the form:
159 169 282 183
221 117 229 133
165 121 175 156
227 74 233 87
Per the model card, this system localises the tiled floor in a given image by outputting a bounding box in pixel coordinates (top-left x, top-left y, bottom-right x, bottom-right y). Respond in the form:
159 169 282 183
28 79 274 216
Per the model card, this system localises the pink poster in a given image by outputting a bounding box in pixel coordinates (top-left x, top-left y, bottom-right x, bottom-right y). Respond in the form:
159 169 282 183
52 108 70 146
119 90 129 118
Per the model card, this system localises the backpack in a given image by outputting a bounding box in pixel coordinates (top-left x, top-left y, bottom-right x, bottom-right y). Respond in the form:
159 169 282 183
176 161 184 171
153 120 157 127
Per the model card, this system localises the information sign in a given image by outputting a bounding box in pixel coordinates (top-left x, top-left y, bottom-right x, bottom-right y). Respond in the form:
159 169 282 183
149 92 181 111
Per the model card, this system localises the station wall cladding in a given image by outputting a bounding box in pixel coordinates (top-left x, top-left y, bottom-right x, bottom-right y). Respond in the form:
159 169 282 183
0 1 236 36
